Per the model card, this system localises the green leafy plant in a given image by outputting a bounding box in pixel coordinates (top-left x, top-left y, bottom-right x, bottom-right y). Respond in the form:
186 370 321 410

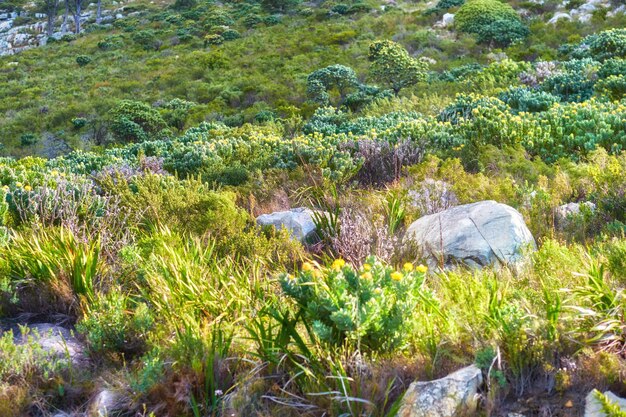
280 257 428 351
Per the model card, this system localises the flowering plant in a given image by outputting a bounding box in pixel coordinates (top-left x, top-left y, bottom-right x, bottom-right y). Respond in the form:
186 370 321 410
280 256 428 352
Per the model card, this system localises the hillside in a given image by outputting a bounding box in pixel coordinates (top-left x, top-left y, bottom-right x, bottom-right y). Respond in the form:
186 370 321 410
1 0 626 415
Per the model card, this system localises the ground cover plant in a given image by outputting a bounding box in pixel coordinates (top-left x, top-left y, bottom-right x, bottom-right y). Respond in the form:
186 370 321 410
1 0 626 415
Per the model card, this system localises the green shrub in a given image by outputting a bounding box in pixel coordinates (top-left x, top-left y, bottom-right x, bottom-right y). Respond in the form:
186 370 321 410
280 257 428 351
109 100 168 143
596 75 626 101
204 33 224 46
498 87 560 113
78 290 154 356
131 30 161 51
75 55 92 67
368 40 429 95
221 28 241 40
71 117 87 129
541 72 595 102
598 58 626 79
19 133 38 147
455 0 527 46
476 18 529 47
586 29 626 61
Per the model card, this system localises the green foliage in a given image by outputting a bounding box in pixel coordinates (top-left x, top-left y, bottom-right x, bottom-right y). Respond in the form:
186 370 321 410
476 18 530 47
541 72 595 103
131 29 160 51
586 29 626 61
596 75 626 101
77 290 153 355
455 0 528 46
109 100 168 143
3 228 103 310
498 87 560 113
594 390 626 416
19 133 38 147
75 55 92 67
307 64 359 107
368 40 429 94
281 257 428 351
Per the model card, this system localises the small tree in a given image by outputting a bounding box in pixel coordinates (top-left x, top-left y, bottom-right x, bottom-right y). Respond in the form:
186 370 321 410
36 0 59 36
109 100 168 143
368 40 428 95
306 65 359 107
67 0 86 33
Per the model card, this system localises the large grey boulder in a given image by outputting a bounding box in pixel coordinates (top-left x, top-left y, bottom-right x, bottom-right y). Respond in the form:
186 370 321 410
585 390 626 416
398 365 483 417
405 200 535 269
256 207 321 243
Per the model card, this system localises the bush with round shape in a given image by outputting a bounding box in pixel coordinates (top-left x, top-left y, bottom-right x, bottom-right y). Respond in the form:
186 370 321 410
541 72 595 103
455 0 527 46
204 34 224 46
221 29 240 41
75 55 92 67
586 29 626 62
476 18 529 47
109 100 168 143
368 40 429 95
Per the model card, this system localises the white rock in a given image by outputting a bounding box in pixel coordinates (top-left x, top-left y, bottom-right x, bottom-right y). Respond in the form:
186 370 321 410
442 13 454 26
405 200 535 269
90 389 124 417
256 207 322 243
585 390 626 416
549 11 572 23
554 201 595 229
398 365 483 417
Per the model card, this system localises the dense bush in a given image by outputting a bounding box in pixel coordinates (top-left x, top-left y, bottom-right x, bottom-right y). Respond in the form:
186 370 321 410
281 258 428 351
455 0 528 46
499 87 560 113
586 29 626 61
109 100 168 143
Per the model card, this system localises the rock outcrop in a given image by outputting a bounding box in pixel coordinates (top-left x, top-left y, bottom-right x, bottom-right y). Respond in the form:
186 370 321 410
405 200 535 269
398 365 483 417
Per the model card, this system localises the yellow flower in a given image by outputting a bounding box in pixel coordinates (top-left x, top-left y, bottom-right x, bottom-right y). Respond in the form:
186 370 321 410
1 185 8 192
51 170 59 176
331 259 346 271
23 185 32 192
60 172 66 177
312 269 323 279
15 182 23 188
416 264 428 273
374 288 382 295
390 271 403 281
302 262 314 272
360 272 372 280
362 263 372 271
403 262 414 272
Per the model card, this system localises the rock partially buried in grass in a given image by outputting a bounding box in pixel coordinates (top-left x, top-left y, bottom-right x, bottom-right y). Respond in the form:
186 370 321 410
398 365 483 417
585 390 626 416
9 323 87 368
405 200 535 270
256 207 323 243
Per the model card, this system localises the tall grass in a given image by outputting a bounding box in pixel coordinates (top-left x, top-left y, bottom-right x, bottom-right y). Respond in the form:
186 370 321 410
6 227 103 304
